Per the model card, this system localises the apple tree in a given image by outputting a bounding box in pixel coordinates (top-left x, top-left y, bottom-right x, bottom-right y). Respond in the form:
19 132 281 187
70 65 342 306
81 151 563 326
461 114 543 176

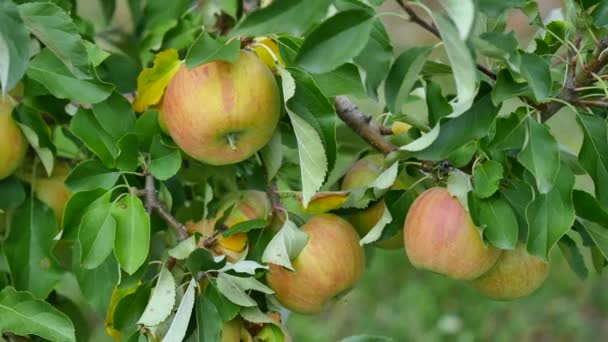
1 0 608 340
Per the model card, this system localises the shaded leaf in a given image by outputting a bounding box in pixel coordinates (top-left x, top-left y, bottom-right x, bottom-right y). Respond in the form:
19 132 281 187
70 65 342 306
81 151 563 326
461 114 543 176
112 194 150 274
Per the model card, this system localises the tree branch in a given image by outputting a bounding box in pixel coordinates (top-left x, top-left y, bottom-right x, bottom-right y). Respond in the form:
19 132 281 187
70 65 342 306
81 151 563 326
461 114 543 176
139 174 189 241
335 96 398 155
395 0 497 80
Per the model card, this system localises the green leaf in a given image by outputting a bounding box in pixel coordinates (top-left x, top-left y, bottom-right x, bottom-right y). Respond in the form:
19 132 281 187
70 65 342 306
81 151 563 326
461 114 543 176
0 0 31 94
501 179 535 242
384 46 432 116
491 69 531 105
426 80 452 126
3 198 63 299
168 236 198 260
284 67 337 173
149 135 181 180
279 68 328 207
354 18 393 99
592 1 608 26
112 284 151 334
196 297 222 342
473 160 504 199
232 0 332 36
70 108 118 166
578 219 608 263
312 63 366 98
138 266 176 327
13 105 55 176
18 2 90 79
478 197 518 249
296 10 375 73
572 190 608 227
519 53 552 101
438 0 475 39
340 335 395 342
359 202 393 245
135 109 162 149
517 118 560 194
558 235 588 280
185 32 240 69
223 219 269 237
62 188 110 239
240 306 274 324
260 130 283 181
525 165 575 261
91 92 136 139
380 190 416 242
0 176 26 209
73 251 118 315
116 134 141 172
0 287 75 341
262 219 308 271
26 49 113 104
576 113 608 209
111 194 150 274
204 284 239 322
78 203 116 269
216 273 273 307
413 92 500 160
186 248 225 274
64 160 120 192
488 108 527 150
477 0 526 16
447 169 472 210
162 278 196 341
431 12 477 115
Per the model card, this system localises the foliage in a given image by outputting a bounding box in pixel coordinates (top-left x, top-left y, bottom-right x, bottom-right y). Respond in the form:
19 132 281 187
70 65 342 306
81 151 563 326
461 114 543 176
0 0 607 341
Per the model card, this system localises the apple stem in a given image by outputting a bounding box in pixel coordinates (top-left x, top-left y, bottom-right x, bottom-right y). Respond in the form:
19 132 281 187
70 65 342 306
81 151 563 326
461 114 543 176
227 133 238 150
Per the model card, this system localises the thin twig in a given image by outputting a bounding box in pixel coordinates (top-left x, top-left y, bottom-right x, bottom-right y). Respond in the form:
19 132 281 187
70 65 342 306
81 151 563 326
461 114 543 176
138 174 189 241
335 96 398 155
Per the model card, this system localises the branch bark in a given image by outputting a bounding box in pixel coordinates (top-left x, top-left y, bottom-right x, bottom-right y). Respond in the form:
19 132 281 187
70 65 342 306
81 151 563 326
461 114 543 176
139 174 189 241
335 96 398 155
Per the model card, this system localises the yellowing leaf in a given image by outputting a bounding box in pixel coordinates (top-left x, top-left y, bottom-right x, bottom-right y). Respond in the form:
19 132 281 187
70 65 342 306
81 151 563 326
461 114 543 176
219 232 248 251
253 37 284 70
299 191 349 214
391 121 411 135
132 49 182 113
104 283 140 341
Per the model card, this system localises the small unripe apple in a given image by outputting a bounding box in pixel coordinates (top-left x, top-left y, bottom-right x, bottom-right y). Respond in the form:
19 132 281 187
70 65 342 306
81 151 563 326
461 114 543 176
266 214 365 314
0 97 27 180
34 163 72 223
404 187 501 280
470 243 549 300
341 154 402 249
162 50 281 165
187 190 270 262
222 319 252 342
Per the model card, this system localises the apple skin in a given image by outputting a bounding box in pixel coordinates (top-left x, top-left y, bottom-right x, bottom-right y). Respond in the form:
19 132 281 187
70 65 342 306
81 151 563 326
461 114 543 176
341 154 403 249
266 214 365 314
187 190 270 262
470 243 549 300
34 163 72 223
403 187 501 280
222 319 252 342
0 97 27 180
162 50 281 165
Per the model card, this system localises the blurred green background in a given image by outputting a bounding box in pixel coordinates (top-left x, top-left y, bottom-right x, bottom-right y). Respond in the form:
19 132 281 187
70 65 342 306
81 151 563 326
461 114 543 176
287 248 608 341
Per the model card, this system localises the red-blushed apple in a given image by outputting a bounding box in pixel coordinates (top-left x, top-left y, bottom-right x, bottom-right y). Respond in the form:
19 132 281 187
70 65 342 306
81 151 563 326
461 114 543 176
187 190 270 262
470 243 549 300
162 50 281 165
266 214 365 314
0 96 27 180
34 163 72 224
341 154 403 249
404 187 501 280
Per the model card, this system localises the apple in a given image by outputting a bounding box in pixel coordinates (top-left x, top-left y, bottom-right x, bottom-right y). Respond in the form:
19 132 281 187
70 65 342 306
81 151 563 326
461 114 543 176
222 319 252 342
470 243 549 300
34 163 72 223
187 190 270 262
162 50 281 165
266 214 365 314
403 187 501 280
341 154 402 249
0 97 27 180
